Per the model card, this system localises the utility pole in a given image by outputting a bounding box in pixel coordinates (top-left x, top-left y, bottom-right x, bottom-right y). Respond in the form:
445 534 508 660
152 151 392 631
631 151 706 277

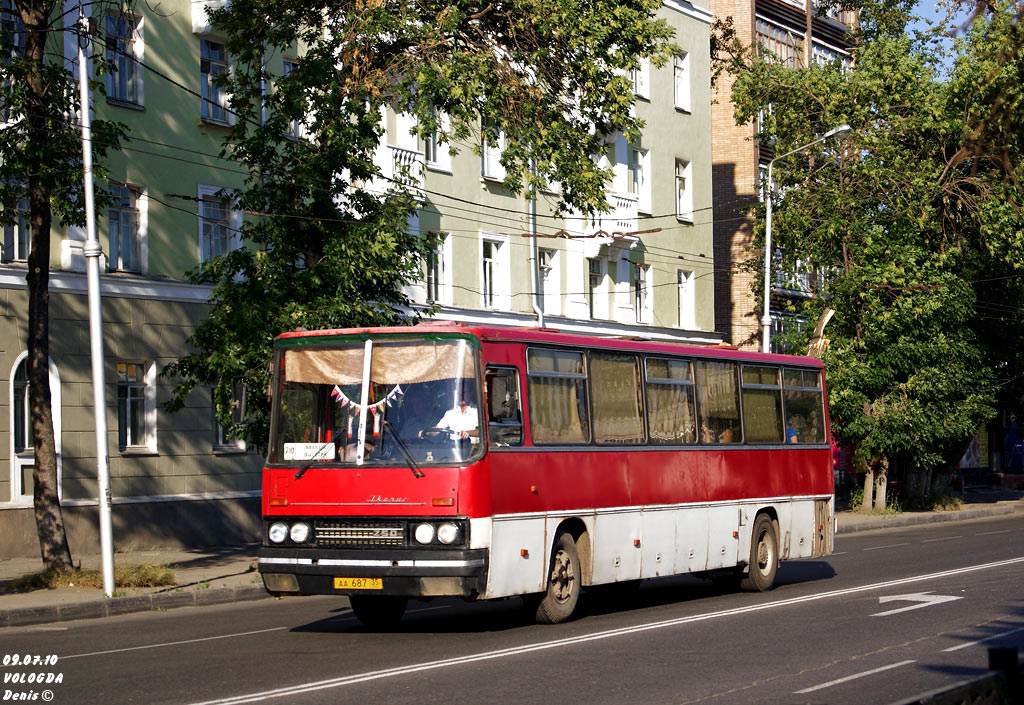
77 5 115 597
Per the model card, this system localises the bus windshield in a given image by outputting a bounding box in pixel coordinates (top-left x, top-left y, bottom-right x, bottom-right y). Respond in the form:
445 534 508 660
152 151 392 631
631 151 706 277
270 337 482 466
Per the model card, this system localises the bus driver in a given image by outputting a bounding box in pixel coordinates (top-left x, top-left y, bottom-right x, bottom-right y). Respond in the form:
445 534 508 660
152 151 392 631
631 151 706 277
419 395 479 440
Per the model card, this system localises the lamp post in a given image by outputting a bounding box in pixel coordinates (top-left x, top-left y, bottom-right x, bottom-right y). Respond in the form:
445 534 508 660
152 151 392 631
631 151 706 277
762 123 851 354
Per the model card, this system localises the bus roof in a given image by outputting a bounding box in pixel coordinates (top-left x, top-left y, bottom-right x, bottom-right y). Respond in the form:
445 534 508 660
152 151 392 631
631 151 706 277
274 321 824 368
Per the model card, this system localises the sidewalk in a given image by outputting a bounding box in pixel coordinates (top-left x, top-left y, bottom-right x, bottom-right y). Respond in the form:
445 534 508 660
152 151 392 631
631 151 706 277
2 489 1022 628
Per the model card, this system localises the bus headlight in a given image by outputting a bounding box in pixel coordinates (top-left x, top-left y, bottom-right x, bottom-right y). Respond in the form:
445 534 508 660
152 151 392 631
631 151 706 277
437 523 459 545
414 523 435 544
289 522 310 544
268 522 288 544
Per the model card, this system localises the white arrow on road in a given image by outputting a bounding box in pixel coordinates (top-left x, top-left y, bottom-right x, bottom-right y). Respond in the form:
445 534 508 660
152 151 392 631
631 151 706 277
872 591 962 617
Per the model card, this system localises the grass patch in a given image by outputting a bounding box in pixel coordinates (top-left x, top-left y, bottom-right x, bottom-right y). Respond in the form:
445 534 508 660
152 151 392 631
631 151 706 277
902 494 964 512
3 563 176 593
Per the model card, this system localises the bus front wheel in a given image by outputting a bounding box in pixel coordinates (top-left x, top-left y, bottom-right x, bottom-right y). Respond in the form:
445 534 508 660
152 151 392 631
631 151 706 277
533 531 581 624
740 514 778 592
349 595 408 629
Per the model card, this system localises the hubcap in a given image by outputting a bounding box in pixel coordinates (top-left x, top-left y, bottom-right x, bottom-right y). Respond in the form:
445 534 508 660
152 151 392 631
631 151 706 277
550 549 576 603
756 532 772 573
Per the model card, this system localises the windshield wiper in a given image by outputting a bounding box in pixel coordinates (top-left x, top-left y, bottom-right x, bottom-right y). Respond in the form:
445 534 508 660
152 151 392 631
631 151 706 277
382 420 424 479
294 443 335 480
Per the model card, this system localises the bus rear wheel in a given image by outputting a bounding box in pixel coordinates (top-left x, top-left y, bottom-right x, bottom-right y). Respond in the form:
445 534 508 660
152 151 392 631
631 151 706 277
349 595 408 629
533 531 581 624
740 514 778 592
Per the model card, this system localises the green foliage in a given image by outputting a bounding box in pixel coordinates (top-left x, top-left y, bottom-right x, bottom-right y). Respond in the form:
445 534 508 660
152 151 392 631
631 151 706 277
163 0 677 450
718 0 1024 491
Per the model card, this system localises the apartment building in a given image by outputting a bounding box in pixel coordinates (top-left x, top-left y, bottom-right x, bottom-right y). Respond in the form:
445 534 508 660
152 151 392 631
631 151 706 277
709 0 854 349
1 0 718 557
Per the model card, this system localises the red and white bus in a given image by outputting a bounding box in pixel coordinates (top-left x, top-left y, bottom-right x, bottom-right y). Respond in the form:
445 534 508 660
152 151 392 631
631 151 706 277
258 322 834 626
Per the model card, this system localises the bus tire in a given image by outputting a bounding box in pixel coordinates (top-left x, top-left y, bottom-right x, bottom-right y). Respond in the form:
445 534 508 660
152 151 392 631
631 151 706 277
534 531 581 624
349 595 408 628
740 514 778 592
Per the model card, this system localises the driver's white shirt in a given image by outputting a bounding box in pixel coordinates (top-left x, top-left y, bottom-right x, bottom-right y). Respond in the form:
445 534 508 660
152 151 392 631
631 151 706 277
436 406 478 434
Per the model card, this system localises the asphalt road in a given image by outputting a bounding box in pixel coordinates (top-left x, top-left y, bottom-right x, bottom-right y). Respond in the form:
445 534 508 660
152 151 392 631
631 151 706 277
3 513 1023 705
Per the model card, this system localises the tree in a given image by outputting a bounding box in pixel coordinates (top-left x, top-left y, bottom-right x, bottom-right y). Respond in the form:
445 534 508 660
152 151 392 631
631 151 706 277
1 1 125 568
163 0 677 449
717 0 1024 502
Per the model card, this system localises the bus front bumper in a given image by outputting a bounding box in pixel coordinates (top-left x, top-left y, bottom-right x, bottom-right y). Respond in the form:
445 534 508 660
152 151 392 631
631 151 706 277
258 546 489 599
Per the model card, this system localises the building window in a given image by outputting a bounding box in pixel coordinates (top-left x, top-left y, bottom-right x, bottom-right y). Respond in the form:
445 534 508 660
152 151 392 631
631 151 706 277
538 248 559 315
677 269 695 329
105 13 142 105
425 235 447 303
197 185 239 263
673 52 690 111
756 18 804 68
675 159 693 222
586 257 604 319
481 118 506 181
108 183 141 272
812 41 852 70
12 357 30 454
200 38 229 123
1 190 29 261
480 233 510 310
634 263 651 324
628 147 651 214
117 361 156 453
281 59 305 139
631 57 649 99
214 383 247 452
1 1 26 123
424 110 451 171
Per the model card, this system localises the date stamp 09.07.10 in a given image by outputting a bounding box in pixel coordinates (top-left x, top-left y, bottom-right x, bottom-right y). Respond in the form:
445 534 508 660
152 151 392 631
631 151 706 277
2 654 63 702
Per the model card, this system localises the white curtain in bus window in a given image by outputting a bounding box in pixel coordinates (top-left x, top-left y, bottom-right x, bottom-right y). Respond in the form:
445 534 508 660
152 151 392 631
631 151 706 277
741 365 784 443
284 341 475 385
783 369 825 443
645 357 696 444
694 360 741 443
527 349 590 444
591 352 644 444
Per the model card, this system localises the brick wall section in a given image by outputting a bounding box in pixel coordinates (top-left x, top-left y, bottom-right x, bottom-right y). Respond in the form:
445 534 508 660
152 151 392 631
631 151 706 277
710 0 760 348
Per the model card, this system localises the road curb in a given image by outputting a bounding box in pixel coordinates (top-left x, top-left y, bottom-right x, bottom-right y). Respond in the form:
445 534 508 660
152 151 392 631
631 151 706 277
836 503 1018 534
0 584 270 629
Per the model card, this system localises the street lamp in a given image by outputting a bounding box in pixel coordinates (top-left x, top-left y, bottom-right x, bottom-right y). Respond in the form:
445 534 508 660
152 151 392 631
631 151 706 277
762 123 851 354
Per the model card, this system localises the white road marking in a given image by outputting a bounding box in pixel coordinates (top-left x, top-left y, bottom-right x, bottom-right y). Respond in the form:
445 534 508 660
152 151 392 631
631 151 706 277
62 627 288 659
923 536 961 543
976 530 1011 536
62 605 448 660
943 625 1024 652
872 592 962 617
863 543 911 551
794 660 916 694
182 556 1024 705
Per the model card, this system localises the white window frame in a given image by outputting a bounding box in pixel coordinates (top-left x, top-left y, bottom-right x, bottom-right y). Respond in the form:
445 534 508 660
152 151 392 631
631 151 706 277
538 247 560 316
635 263 652 324
677 269 696 329
214 382 247 453
631 57 650 99
200 37 232 124
480 232 511 310
673 52 691 112
425 232 453 305
675 159 694 222
117 361 157 454
2 190 30 262
7 352 62 507
481 119 506 181
197 184 241 263
628 146 651 214
105 11 144 106
108 182 147 273
423 110 452 172
586 256 607 320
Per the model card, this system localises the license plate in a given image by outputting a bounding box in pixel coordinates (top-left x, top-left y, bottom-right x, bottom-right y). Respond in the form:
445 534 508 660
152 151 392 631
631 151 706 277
334 577 383 590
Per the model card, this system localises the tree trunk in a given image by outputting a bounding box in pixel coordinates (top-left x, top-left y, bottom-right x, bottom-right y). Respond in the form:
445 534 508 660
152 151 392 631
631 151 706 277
22 0 73 571
860 469 875 513
873 456 889 512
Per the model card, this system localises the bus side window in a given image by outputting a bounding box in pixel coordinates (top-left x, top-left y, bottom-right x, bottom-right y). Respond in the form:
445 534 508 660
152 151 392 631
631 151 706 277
485 367 523 447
